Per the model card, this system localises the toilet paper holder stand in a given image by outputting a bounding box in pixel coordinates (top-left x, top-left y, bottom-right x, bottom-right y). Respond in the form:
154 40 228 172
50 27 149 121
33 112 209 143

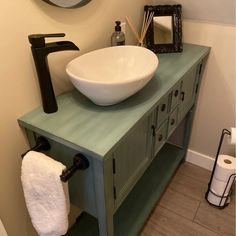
21 136 89 182
205 128 236 209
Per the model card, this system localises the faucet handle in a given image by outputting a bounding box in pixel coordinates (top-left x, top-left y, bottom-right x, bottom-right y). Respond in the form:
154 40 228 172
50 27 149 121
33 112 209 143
28 33 65 48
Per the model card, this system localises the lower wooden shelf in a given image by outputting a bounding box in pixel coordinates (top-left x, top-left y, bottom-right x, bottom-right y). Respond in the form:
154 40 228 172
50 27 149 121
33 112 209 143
67 143 185 236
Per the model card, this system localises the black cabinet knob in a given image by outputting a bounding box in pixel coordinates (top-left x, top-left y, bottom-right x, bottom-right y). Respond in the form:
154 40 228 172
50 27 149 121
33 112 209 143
161 104 166 112
170 118 175 126
158 134 163 142
174 90 179 97
151 125 156 137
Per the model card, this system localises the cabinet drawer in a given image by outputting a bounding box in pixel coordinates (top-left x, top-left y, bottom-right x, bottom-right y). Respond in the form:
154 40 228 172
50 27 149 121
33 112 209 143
167 107 178 137
179 65 198 113
170 82 181 111
154 119 168 156
156 94 169 127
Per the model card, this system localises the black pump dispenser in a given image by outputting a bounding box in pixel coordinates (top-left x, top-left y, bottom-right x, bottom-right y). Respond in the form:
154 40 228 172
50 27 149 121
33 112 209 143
115 21 121 31
111 21 125 46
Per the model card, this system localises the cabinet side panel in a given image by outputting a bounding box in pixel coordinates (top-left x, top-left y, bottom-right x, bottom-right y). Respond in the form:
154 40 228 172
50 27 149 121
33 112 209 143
30 133 97 217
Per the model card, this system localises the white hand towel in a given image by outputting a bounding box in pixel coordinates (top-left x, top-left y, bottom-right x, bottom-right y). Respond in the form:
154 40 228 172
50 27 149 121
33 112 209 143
21 151 70 236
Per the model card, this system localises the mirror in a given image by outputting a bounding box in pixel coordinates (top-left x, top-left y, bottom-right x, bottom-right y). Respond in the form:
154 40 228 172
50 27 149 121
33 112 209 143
42 0 91 8
145 5 182 53
153 16 173 44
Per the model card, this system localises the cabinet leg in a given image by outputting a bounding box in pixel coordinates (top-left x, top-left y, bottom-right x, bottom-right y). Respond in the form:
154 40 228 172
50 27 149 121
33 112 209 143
97 213 114 236
182 108 194 157
93 158 114 236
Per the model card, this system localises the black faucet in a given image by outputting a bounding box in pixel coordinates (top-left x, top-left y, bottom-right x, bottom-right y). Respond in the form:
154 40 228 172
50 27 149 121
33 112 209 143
28 33 79 113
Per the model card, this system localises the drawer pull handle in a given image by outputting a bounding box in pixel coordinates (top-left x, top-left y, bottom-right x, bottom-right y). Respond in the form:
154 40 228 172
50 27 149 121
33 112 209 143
151 125 156 137
170 118 175 126
195 83 199 94
181 92 185 101
174 90 179 97
158 134 163 142
161 104 166 112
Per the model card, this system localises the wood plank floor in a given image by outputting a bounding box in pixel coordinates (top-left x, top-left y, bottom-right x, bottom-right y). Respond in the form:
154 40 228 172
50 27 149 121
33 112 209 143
140 162 236 236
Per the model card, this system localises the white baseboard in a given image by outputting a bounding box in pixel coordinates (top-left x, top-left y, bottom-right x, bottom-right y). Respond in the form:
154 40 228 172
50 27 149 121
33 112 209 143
186 149 215 171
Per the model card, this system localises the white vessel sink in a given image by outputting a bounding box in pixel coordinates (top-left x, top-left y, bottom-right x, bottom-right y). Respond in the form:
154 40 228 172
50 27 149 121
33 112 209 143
66 45 159 106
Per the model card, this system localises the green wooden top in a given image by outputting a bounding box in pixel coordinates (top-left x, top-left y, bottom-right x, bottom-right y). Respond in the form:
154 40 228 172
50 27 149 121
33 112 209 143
18 44 210 159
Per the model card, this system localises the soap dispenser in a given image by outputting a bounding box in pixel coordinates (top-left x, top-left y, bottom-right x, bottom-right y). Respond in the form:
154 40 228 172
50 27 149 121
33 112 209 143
111 21 125 46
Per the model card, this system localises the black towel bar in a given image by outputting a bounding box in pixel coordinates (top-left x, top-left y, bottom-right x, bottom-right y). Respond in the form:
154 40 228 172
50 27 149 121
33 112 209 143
60 154 89 182
21 136 89 182
21 136 51 158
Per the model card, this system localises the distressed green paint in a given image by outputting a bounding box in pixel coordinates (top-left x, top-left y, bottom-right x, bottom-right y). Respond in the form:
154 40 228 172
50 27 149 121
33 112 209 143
18 44 210 159
18 44 210 236
67 144 185 236
113 112 154 210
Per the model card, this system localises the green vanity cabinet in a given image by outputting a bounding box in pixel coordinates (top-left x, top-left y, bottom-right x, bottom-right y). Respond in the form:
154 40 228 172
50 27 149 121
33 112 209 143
18 44 210 236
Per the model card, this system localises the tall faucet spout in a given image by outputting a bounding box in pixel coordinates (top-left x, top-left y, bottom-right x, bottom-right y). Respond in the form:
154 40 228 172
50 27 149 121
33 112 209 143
43 41 79 55
28 34 79 113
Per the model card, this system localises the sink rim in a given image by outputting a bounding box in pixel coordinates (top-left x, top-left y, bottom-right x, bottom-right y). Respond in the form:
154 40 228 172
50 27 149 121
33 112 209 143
66 45 159 85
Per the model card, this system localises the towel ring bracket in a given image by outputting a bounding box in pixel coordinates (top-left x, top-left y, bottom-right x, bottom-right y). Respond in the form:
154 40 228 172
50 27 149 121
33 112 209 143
21 136 51 158
60 153 89 182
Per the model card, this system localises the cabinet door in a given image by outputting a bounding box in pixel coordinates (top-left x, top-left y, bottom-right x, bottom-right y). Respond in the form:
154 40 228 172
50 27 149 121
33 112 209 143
113 113 154 208
179 65 198 117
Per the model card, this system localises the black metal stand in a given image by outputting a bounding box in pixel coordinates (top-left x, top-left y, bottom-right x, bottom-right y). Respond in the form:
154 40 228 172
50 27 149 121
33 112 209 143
205 129 236 209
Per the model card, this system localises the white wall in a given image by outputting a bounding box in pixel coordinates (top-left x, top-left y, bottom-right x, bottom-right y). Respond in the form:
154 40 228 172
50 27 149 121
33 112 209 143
151 0 236 157
150 0 236 24
183 20 235 157
0 1 235 235
0 1 147 235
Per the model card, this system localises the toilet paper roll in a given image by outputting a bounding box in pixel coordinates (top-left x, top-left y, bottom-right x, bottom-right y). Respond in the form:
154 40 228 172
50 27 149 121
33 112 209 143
210 176 234 196
207 189 230 207
214 155 236 182
229 127 236 145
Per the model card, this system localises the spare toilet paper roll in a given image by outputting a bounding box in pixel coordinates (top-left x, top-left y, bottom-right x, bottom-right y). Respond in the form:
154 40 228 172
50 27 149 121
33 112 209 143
207 189 230 207
229 127 236 144
213 154 236 182
210 176 234 196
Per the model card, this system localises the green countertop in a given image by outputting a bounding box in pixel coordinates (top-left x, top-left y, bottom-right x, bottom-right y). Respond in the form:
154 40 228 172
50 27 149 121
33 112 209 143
18 44 210 159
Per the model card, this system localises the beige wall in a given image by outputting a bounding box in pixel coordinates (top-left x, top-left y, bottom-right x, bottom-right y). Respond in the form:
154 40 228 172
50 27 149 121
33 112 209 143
0 1 235 236
183 20 236 157
0 1 147 235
